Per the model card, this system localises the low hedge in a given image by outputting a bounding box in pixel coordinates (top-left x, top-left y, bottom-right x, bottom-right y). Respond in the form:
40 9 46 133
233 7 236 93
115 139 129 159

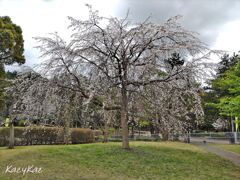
71 128 94 144
0 127 94 147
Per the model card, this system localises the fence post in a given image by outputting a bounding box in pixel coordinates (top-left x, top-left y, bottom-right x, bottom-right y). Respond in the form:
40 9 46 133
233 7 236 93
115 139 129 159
229 132 236 144
234 132 237 143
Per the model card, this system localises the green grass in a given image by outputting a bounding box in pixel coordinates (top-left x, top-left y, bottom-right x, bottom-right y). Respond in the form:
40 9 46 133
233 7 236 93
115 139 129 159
211 143 240 154
0 141 239 179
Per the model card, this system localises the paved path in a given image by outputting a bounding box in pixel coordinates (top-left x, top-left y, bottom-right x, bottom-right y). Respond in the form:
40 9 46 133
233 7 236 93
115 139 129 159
192 142 240 166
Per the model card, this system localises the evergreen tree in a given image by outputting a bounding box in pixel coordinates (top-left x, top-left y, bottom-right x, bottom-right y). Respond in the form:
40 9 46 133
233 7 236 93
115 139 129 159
217 53 238 76
202 53 240 131
0 16 25 112
0 16 25 65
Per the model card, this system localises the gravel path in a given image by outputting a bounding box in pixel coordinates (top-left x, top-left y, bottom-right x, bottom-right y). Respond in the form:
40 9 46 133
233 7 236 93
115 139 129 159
192 142 240 166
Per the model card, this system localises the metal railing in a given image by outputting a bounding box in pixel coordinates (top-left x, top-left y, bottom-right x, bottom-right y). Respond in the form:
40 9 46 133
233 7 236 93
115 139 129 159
188 132 240 144
96 131 240 144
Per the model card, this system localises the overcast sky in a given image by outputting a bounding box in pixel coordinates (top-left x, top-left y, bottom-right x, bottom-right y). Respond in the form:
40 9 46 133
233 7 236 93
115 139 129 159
1 0 240 69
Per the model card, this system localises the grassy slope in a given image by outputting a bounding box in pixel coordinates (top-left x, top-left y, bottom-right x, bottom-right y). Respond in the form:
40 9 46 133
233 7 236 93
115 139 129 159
0 142 239 180
211 144 240 155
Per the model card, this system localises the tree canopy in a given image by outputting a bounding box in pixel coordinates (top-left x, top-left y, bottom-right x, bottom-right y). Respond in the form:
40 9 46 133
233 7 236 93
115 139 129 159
203 53 240 131
0 16 25 113
212 58 240 117
0 16 25 65
33 6 215 149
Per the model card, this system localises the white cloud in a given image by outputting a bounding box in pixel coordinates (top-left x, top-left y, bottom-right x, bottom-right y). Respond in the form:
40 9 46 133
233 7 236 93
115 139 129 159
213 20 240 53
1 0 240 71
1 0 120 69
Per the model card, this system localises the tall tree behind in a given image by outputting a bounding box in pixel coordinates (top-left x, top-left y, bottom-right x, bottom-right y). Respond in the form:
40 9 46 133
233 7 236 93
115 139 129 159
0 16 25 112
0 16 25 65
202 53 240 131
212 58 240 117
217 53 238 76
0 63 6 110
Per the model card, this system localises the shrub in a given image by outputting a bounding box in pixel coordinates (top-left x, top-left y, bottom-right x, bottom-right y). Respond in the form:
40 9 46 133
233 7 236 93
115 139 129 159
16 120 26 127
23 126 65 145
71 128 94 144
0 128 9 146
0 127 94 146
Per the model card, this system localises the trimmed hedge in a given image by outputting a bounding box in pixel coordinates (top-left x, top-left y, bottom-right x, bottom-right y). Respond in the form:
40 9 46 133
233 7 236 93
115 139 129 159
71 128 94 144
0 127 94 147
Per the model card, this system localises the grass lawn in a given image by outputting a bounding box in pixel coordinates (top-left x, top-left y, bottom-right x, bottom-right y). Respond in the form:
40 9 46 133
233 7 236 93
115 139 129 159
211 143 240 155
0 141 240 180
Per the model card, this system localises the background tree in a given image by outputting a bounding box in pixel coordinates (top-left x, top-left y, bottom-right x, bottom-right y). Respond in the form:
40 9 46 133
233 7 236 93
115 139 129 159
0 64 6 111
6 70 82 125
212 58 240 130
0 16 25 123
138 78 203 140
203 53 240 131
217 53 238 76
201 89 220 131
0 16 25 65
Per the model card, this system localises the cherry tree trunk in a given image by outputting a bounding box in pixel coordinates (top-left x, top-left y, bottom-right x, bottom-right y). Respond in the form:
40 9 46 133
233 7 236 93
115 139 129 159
63 122 70 145
103 110 109 143
9 120 14 149
63 107 71 145
162 131 169 141
121 87 129 149
103 124 109 143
